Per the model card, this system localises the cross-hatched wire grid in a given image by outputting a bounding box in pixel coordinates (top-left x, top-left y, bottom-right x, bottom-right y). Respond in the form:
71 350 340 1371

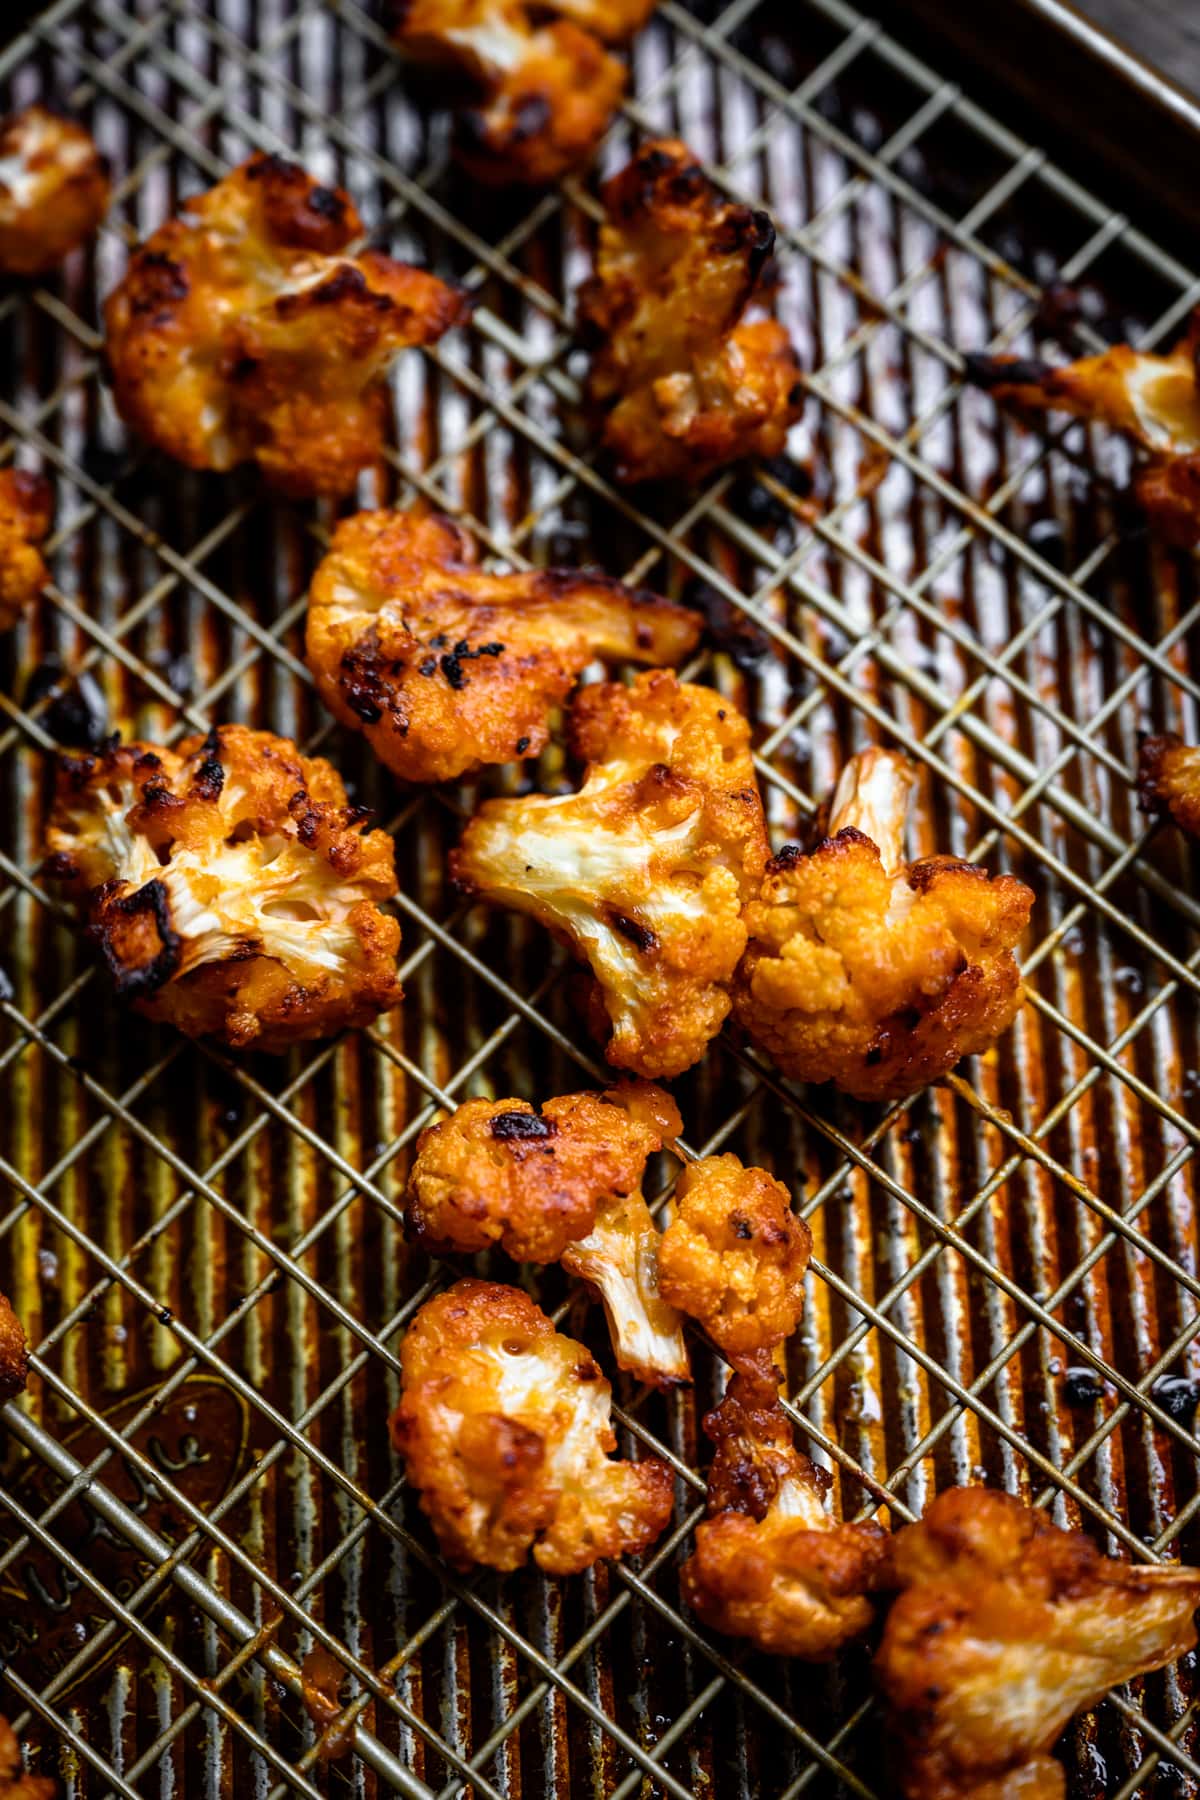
1 0 1200 1794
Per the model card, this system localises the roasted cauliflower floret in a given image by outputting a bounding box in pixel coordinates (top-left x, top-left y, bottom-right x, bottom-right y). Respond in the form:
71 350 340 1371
0 1716 55 1800
876 1486 1200 1800
389 1278 674 1572
392 0 654 186
681 1365 888 1657
44 724 402 1051
452 670 769 1079
576 139 802 485
103 153 466 497
0 105 109 276
0 1291 30 1404
0 469 52 631
732 748 1033 1102
405 1085 689 1386
658 1153 811 1362
965 311 1200 546
1138 732 1200 839
305 507 700 784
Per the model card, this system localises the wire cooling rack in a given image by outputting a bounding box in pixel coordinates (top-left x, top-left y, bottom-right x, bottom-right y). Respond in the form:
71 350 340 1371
2 0 1200 1794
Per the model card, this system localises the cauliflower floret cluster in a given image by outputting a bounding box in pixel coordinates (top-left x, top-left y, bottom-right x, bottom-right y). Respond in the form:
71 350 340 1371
732 748 1033 1102
0 1291 30 1403
405 1085 689 1386
305 507 700 784
44 723 403 1051
681 1365 888 1657
658 1153 811 1363
452 670 769 1079
1138 732 1200 840
0 468 52 631
966 310 1200 545
392 0 655 186
0 105 109 276
390 1279 674 1572
0 1715 55 1800
877 1487 1200 1800
103 153 466 497
577 139 802 485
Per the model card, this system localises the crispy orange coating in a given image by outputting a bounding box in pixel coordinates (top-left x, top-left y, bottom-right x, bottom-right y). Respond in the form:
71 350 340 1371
1138 732 1200 839
405 1086 689 1385
732 748 1033 1102
44 723 402 1051
103 153 465 497
658 1153 811 1361
389 1278 674 1572
0 1717 55 1800
393 1 653 185
0 106 108 277
577 139 802 484
681 1365 888 1656
876 1487 1200 1800
305 507 700 783
966 313 1200 545
0 1292 30 1403
452 670 769 1079
0 469 52 631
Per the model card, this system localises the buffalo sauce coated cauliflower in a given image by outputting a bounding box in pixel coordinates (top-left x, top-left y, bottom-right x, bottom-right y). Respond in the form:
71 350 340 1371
576 139 802 485
305 507 700 783
103 153 466 497
389 1279 674 1572
452 670 769 1079
405 1085 689 1386
1138 732 1200 840
876 1487 1200 1800
0 1291 30 1403
681 1365 888 1657
966 313 1200 545
732 748 1033 1102
44 724 402 1051
392 0 654 186
0 469 52 631
658 1153 811 1362
0 105 109 276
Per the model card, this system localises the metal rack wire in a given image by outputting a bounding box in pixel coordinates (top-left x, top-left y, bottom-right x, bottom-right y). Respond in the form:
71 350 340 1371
1 0 1200 1793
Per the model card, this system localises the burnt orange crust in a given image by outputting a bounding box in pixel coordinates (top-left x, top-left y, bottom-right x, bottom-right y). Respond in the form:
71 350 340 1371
0 1293 30 1404
577 138 802 484
103 153 466 496
1138 732 1200 839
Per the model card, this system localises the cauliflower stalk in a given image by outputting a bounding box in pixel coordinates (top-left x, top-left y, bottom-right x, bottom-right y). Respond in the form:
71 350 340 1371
681 1365 889 1657
453 670 769 1080
45 724 403 1050
390 1279 674 1573
0 469 52 632
305 507 700 784
0 105 109 276
733 747 1033 1101
405 1086 690 1387
658 1152 811 1362
877 1487 1200 1800
392 0 655 186
577 139 802 484
103 153 465 496
966 309 1200 545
